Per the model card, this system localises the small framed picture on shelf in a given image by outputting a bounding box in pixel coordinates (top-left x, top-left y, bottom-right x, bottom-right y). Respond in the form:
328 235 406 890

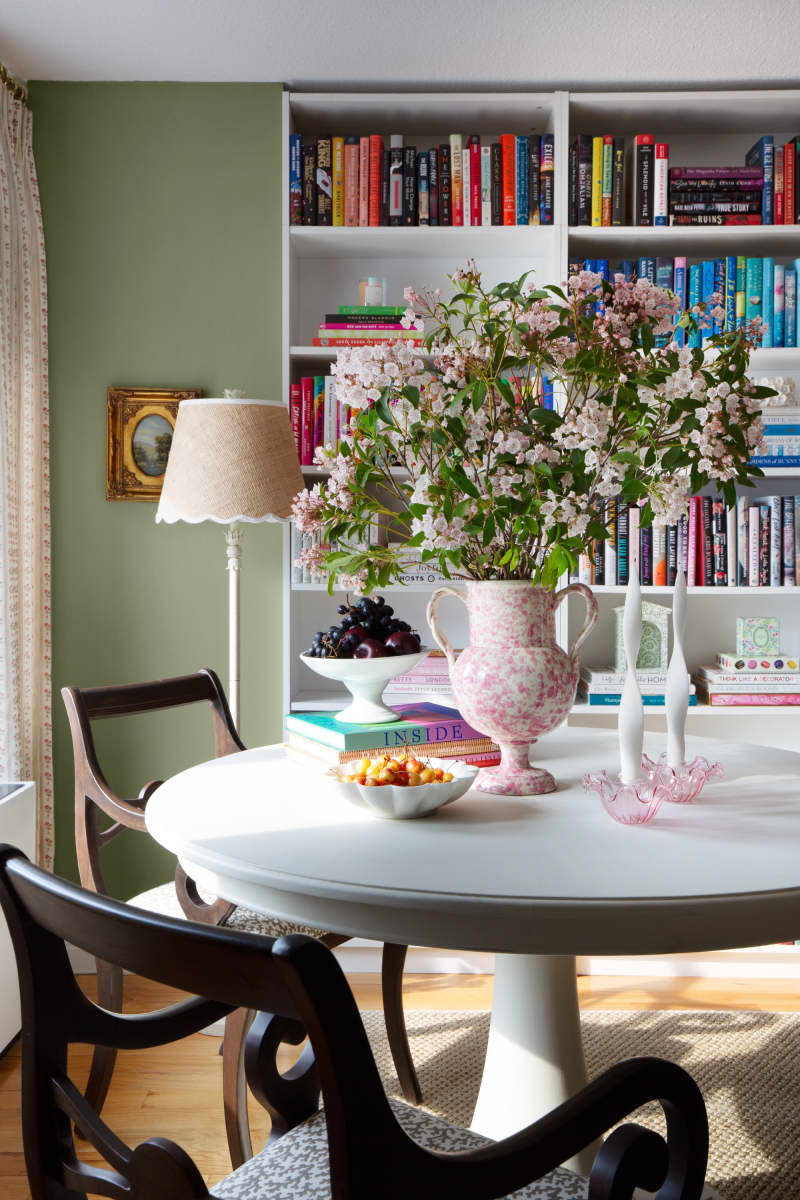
106 386 201 501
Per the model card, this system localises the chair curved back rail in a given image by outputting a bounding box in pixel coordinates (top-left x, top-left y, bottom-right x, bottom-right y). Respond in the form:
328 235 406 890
0 846 709 1200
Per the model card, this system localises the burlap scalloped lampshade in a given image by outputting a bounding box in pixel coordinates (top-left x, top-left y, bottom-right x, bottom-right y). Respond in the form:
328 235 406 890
156 397 304 524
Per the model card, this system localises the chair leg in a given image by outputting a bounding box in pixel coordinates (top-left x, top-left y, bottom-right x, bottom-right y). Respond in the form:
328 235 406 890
223 1007 256 1169
83 959 123 1115
381 943 422 1105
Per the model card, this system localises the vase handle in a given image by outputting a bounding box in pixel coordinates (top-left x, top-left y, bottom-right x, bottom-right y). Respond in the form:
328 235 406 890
426 587 467 673
554 583 599 664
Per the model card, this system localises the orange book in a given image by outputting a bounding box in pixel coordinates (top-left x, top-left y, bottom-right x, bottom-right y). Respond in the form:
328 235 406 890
332 136 344 226
343 136 359 226
359 137 370 226
500 134 516 225
369 134 383 226
449 134 463 226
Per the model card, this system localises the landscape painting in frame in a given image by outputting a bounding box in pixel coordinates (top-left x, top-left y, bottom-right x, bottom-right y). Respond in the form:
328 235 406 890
106 386 201 501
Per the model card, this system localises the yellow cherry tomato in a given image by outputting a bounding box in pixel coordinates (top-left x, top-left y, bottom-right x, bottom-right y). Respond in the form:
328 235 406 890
407 772 421 787
419 767 435 783
442 771 454 782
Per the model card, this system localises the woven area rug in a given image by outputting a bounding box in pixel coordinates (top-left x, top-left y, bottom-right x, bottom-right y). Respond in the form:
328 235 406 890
361 1007 799 1200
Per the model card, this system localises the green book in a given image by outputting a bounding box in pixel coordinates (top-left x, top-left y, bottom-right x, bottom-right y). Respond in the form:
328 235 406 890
337 305 406 316
285 704 484 751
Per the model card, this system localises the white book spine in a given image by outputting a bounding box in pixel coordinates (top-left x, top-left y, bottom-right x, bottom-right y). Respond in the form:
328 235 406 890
578 553 593 585
481 145 492 226
736 496 749 585
654 143 668 225
462 149 471 226
770 496 782 586
324 377 336 449
652 522 666 584
301 532 311 584
291 525 301 584
748 506 760 585
628 504 640 580
726 504 737 586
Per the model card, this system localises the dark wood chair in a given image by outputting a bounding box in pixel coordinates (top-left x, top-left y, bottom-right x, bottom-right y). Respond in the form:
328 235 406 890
0 844 710 1200
60 667 421 1171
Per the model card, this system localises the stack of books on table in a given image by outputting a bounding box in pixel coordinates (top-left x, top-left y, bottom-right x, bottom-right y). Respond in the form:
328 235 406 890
578 667 697 708
693 655 800 707
312 305 425 348
382 650 454 706
285 702 499 767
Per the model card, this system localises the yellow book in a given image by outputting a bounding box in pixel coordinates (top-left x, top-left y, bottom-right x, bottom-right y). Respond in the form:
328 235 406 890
591 136 603 227
332 136 345 226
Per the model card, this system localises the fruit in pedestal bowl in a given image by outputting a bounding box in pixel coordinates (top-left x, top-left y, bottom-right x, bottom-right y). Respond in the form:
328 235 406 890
305 595 421 659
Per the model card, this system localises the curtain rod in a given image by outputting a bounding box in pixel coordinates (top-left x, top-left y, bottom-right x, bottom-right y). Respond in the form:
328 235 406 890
1 63 29 109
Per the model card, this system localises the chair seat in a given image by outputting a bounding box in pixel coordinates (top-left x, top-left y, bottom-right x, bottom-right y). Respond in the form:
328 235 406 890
214 1098 587 1199
129 882 329 940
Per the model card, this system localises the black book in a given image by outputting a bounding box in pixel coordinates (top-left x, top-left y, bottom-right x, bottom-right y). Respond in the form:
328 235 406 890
611 136 626 225
529 136 541 224
616 501 629 586
568 140 578 226
634 137 654 226
316 138 332 226
324 313 402 325
640 524 653 586
576 134 593 225
429 148 439 225
380 149 390 225
417 151 430 226
302 141 316 225
593 535 605 586
438 145 452 225
490 142 502 224
701 496 714 586
539 134 554 224
403 146 417 225
666 524 678 586
712 501 727 586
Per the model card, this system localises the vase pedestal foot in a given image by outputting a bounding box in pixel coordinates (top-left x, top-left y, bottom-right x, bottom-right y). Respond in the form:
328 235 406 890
475 742 556 797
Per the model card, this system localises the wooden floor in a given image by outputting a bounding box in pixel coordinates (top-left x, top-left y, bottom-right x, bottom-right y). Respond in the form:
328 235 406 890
2 972 800 1197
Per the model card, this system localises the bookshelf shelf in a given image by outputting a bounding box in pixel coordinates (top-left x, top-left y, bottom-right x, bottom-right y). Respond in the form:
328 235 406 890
571 703 800 718
589 584 799 596
289 224 557 260
568 224 800 257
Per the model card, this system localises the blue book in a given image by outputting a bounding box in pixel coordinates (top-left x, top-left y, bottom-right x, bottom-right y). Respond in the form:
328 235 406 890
515 135 528 225
655 257 673 346
673 258 687 347
786 268 797 347
745 257 763 327
620 259 635 281
637 257 655 282
688 263 702 348
735 256 746 330
701 260 715 345
542 375 554 410
762 257 774 348
746 135 774 225
583 259 597 271
724 256 737 334
595 258 609 280
713 259 725 335
749 456 800 468
774 262 785 347
585 694 698 707
289 133 302 222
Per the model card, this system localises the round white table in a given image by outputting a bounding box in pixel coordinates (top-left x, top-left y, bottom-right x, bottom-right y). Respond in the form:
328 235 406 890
146 729 800 1175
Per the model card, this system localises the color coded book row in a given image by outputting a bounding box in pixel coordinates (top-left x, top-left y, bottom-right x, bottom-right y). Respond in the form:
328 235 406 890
289 132 554 227
289 376 341 465
746 135 800 225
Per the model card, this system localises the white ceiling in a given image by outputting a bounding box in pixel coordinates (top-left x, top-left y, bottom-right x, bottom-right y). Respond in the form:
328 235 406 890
5 0 799 89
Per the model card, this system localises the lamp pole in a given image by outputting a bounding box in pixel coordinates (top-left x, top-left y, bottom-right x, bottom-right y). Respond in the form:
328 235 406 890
225 523 243 730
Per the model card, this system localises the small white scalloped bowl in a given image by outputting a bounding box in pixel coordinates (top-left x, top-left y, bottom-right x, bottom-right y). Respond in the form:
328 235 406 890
299 647 430 724
332 757 479 820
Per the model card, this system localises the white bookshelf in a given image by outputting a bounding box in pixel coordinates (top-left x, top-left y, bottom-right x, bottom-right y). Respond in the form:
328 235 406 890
281 91 800 972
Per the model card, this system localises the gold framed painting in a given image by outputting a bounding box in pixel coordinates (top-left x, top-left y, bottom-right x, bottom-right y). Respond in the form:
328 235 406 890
106 387 201 501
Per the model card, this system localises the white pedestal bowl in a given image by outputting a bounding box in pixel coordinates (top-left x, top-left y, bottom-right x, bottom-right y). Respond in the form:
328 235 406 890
299 648 430 724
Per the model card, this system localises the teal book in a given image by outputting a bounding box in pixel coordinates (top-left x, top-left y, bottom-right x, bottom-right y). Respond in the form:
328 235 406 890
700 260 715 345
735 256 746 331
285 704 485 751
745 258 763 327
724 255 737 333
585 694 699 707
688 263 701 348
761 257 774 348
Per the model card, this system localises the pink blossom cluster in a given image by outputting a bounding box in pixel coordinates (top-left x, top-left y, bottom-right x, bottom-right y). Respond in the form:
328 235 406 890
294 541 328 580
331 341 430 411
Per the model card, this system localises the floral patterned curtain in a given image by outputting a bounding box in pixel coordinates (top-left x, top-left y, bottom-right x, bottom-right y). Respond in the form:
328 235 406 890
0 73 53 868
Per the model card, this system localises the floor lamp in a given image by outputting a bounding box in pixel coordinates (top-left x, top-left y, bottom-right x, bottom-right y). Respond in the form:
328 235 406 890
156 393 304 731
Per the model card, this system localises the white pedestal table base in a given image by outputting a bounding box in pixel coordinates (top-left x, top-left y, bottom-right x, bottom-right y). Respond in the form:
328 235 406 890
471 953 597 1177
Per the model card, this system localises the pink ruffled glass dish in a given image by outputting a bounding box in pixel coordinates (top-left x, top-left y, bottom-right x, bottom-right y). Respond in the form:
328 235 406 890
641 753 724 804
582 762 671 826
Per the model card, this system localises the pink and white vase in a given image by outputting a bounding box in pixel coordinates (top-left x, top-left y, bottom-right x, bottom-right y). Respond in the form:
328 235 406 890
426 580 598 796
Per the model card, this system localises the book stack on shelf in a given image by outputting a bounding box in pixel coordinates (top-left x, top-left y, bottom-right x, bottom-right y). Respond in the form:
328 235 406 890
694 657 800 707
578 667 697 708
758 405 800 468
284 703 500 768
574 494 800 588
570 255 800 348
311 303 424 348
382 650 455 706
289 131 554 227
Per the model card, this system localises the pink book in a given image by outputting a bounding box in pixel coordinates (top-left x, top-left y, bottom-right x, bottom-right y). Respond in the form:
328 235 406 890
748 506 760 586
289 383 301 459
300 377 314 466
704 693 800 706
687 497 699 586
359 137 370 226
319 322 405 330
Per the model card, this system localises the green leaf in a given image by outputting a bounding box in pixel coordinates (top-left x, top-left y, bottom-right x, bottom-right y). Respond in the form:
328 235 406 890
640 323 654 354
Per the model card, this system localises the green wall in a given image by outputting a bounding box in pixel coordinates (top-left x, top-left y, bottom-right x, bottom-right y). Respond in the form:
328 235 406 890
28 82 285 898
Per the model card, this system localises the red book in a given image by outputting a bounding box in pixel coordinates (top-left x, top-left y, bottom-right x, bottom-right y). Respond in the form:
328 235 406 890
312 336 424 347
784 141 795 224
775 147 784 223
358 137 369 226
289 383 301 459
469 136 481 225
687 496 700 587
369 134 383 226
501 134 516 225
700 692 800 706
300 377 314 466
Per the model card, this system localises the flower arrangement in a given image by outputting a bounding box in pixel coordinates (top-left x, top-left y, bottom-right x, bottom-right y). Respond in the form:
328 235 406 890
292 264 772 594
